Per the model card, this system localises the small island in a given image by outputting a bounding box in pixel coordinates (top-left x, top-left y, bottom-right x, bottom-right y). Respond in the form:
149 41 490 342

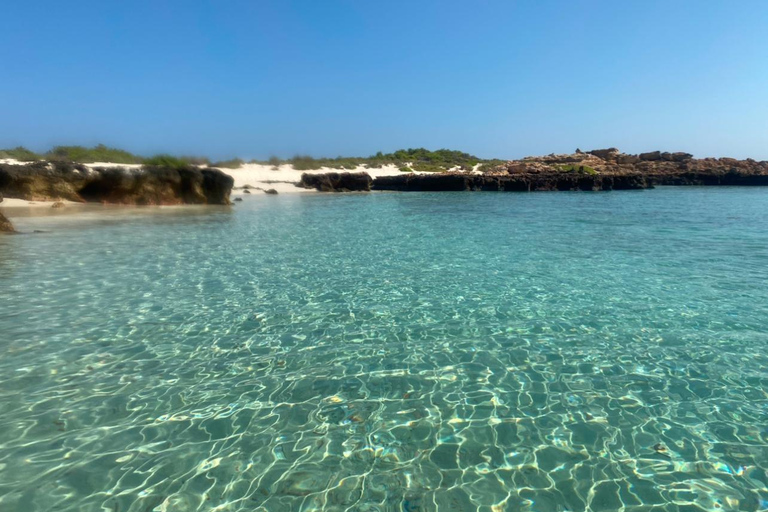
299 147 768 192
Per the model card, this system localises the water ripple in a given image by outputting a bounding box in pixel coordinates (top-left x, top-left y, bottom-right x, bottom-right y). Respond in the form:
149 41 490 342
1 189 768 511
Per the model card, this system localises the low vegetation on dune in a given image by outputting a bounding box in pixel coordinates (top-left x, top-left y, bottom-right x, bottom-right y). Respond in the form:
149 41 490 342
251 148 488 172
47 145 143 164
0 144 516 173
476 159 508 173
0 144 142 164
211 158 245 169
0 145 211 169
0 146 42 161
142 155 192 170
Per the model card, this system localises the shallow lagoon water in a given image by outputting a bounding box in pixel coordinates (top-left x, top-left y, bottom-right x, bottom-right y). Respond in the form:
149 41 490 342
1 188 768 512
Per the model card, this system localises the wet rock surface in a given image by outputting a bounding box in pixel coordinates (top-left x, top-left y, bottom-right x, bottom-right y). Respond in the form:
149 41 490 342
299 172 372 192
373 173 651 192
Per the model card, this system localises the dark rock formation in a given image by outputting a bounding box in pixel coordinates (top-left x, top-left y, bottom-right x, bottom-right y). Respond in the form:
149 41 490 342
588 148 621 161
0 210 15 233
200 169 235 205
639 151 662 161
264 189 278 195
666 152 694 162
373 173 651 192
651 171 768 186
0 161 86 202
299 172 372 192
374 174 472 191
0 163 234 205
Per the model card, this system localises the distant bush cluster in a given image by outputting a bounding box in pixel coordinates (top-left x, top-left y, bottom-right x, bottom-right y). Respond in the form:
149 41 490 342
47 145 143 164
0 144 212 169
250 148 488 173
211 158 245 169
0 146 41 161
142 155 190 170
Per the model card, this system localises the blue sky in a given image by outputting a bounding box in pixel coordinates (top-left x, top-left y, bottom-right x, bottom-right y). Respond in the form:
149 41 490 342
1 1 767 160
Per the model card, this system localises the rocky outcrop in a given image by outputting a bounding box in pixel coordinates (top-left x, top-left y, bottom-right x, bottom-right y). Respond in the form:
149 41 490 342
200 168 235 204
0 163 234 205
304 148 768 194
588 148 621 161
374 174 472 191
0 210 15 233
492 149 767 186
299 172 372 192
0 162 86 202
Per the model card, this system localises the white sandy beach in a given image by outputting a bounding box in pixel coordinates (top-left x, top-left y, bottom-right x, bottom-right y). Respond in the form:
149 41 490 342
223 162 484 196
0 158 465 203
0 159 485 211
223 163 419 196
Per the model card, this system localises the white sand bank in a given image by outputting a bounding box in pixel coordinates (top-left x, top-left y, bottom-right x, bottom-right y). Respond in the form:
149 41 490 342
220 163 418 195
0 198 80 208
1 158 476 199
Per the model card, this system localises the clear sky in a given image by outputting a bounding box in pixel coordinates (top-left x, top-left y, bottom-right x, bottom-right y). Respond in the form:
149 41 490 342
2 1 767 160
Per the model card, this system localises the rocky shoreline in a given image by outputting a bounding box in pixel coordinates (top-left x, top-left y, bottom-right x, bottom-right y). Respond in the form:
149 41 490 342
2 148 768 234
0 162 234 206
0 162 234 233
298 148 768 192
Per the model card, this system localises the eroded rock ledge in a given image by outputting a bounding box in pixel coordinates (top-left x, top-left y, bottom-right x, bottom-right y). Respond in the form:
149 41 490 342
298 172 373 192
299 149 768 192
373 173 650 192
0 162 234 205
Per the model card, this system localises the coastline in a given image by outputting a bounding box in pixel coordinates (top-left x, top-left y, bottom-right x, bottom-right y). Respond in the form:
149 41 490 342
225 162 456 196
2 146 768 231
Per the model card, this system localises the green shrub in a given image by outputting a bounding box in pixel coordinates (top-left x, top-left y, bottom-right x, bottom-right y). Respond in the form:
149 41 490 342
1 144 509 174
556 164 597 175
142 154 190 170
47 144 142 164
290 155 318 171
411 162 450 173
0 146 41 161
212 158 244 169
477 160 507 173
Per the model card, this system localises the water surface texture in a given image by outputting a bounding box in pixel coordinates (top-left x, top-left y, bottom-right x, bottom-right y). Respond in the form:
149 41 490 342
1 188 768 512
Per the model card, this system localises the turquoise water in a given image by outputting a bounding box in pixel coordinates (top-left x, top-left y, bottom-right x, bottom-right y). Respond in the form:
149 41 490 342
1 188 768 512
